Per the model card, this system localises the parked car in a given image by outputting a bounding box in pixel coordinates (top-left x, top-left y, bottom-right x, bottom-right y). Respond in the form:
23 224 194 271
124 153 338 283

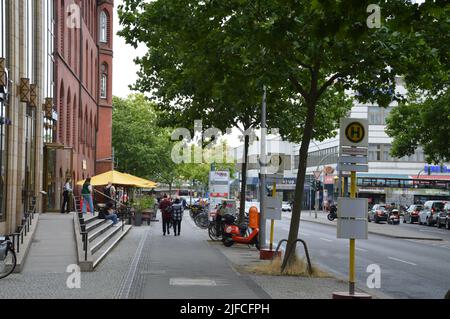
282 201 292 212
403 204 423 224
436 202 450 229
368 204 388 223
418 201 445 226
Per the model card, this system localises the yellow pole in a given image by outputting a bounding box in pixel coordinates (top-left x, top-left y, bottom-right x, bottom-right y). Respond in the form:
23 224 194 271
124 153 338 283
270 182 276 251
349 171 356 295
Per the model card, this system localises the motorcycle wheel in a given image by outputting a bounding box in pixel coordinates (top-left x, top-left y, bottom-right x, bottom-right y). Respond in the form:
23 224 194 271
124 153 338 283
327 213 335 221
223 238 234 247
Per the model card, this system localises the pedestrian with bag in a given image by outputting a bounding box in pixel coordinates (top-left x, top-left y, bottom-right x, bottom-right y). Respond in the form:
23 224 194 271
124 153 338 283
81 177 95 216
60 178 72 214
103 181 116 205
171 198 184 236
159 194 172 236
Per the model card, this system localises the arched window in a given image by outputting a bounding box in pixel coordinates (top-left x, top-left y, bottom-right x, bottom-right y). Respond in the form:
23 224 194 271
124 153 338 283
100 63 108 99
66 89 71 145
99 10 108 43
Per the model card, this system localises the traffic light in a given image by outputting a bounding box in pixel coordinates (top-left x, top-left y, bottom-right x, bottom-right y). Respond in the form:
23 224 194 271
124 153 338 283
316 181 323 191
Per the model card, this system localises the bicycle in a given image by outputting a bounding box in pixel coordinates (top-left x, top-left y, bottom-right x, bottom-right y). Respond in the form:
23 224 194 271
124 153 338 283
0 236 16 279
208 217 224 241
194 212 209 229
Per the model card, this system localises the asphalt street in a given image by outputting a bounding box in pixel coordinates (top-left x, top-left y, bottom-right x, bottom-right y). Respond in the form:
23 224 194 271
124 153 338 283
270 215 450 299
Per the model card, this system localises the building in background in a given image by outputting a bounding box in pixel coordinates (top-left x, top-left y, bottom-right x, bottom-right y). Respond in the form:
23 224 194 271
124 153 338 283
233 92 450 209
0 0 53 234
44 0 114 211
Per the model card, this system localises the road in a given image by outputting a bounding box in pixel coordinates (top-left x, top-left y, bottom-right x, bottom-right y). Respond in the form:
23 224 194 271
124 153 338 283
269 215 450 299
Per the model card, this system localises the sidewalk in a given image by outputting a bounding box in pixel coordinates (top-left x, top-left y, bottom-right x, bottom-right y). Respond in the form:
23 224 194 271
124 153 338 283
288 211 443 241
119 214 271 299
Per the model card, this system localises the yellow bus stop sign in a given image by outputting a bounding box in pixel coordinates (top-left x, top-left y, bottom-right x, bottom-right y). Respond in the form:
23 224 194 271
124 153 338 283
345 122 365 144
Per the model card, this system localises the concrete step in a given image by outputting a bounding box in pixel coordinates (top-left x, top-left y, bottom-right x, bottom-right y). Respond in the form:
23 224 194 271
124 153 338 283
82 214 98 225
92 225 132 268
90 222 124 255
86 218 107 232
88 220 114 243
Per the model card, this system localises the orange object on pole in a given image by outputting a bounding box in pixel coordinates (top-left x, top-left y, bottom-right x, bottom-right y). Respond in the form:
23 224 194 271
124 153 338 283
249 206 259 229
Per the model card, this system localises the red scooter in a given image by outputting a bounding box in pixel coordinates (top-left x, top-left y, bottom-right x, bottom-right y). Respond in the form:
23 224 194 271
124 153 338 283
222 207 260 250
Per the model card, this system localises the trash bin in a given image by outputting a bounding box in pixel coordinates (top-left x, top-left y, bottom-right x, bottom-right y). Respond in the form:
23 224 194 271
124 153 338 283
134 211 142 226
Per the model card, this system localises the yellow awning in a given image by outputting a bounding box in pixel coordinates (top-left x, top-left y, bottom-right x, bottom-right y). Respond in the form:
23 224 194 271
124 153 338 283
76 170 157 188
123 173 157 188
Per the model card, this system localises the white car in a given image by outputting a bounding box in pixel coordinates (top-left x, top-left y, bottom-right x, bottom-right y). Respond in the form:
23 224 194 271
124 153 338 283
282 202 292 212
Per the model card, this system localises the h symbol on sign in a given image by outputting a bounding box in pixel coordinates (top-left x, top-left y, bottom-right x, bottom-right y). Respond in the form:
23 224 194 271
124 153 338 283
351 126 361 138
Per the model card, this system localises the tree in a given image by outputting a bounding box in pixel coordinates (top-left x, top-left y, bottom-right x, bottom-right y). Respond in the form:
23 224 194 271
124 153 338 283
112 94 180 190
118 1 447 271
386 91 450 163
386 2 450 163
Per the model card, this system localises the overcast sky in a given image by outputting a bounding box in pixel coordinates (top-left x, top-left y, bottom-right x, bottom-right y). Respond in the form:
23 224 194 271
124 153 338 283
112 1 244 147
112 1 147 98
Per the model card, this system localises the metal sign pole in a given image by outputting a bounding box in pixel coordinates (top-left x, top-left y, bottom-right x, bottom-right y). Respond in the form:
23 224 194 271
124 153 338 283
270 182 276 251
349 170 356 295
259 86 267 250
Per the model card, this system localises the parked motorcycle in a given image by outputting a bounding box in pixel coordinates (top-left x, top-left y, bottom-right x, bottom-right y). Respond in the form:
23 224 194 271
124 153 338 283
387 209 400 225
222 210 260 250
327 205 337 221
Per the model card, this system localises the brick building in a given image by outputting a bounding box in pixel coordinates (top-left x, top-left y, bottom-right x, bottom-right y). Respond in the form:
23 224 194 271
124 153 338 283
44 0 114 211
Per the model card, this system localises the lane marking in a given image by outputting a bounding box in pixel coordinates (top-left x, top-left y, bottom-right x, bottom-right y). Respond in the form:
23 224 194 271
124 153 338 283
355 247 368 252
319 237 332 242
388 257 417 266
299 232 310 237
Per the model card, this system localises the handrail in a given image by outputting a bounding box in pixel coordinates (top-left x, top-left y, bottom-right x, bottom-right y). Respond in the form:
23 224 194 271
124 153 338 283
8 197 37 254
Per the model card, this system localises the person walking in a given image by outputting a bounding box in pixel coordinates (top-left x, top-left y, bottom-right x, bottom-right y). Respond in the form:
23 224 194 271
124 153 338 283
159 194 172 236
81 177 95 216
60 178 72 214
171 198 184 236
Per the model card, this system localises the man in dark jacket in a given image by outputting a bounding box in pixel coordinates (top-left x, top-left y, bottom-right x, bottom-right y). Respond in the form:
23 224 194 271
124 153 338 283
171 198 184 236
159 194 172 235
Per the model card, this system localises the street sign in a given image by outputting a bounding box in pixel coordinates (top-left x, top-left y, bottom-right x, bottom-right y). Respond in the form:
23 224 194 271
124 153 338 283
338 198 368 218
337 163 369 172
265 193 282 220
339 155 368 164
340 118 368 148
341 147 368 156
337 219 368 239
313 170 321 179
337 198 368 239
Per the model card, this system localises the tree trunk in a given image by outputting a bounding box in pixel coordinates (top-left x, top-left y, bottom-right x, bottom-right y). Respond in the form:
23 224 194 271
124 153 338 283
238 134 250 223
169 183 172 196
281 99 318 271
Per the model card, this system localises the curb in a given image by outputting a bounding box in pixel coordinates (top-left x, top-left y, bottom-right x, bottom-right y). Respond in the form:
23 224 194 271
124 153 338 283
297 216 443 241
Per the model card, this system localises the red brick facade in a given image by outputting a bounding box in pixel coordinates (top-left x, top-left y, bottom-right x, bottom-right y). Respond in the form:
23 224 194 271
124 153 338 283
55 0 113 195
